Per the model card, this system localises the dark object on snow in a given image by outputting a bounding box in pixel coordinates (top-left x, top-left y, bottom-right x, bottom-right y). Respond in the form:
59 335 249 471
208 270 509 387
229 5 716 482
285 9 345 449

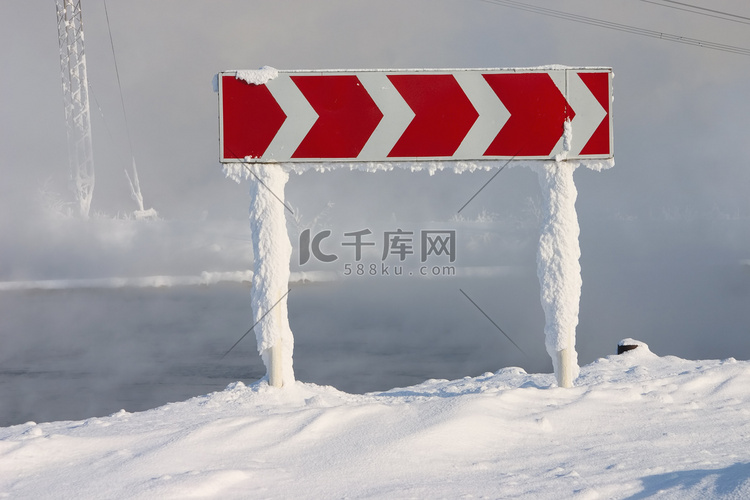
617 343 638 355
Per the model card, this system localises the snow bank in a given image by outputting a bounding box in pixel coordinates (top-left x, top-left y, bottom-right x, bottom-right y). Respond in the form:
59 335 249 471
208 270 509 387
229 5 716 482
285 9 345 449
2 349 749 499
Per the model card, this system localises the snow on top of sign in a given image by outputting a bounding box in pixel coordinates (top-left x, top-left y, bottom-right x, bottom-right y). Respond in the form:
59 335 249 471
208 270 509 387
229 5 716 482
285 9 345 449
234 66 279 85
212 66 279 92
230 64 609 74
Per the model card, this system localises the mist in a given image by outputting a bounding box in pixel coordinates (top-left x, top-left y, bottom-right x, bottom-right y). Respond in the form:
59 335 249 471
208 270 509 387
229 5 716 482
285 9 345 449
1 1 749 426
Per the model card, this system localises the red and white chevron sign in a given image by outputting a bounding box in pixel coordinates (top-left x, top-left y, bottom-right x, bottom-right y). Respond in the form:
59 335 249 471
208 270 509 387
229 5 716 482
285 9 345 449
218 67 612 163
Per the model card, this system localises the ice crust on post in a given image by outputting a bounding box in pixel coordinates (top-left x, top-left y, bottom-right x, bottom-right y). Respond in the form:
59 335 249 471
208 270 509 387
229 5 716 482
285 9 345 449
248 165 294 387
534 160 582 385
528 119 584 387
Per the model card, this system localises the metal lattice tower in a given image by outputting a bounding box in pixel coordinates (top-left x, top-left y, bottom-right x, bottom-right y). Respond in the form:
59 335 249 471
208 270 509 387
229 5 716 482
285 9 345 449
56 0 95 218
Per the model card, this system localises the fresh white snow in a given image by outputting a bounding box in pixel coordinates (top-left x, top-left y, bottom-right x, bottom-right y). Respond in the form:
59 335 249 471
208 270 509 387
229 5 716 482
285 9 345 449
2 341 749 499
234 66 279 86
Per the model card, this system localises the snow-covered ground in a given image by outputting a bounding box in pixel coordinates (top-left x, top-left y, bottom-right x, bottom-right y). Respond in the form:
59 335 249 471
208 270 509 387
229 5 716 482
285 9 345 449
1 341 749 499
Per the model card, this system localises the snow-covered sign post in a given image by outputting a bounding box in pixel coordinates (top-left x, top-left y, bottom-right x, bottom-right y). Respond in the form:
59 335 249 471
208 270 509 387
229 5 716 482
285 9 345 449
217 66 613 389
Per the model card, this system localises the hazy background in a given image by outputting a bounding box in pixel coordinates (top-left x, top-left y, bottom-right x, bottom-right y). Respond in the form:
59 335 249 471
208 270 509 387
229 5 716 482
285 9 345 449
1 1 749 426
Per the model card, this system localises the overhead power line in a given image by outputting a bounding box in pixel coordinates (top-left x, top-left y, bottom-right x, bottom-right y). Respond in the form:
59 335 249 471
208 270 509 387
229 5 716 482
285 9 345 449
641 0 750 25
103 0 135 157
476 0 750 56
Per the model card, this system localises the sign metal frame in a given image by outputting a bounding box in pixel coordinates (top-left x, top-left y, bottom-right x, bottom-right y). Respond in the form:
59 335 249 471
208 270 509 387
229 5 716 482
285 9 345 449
218 67 612 165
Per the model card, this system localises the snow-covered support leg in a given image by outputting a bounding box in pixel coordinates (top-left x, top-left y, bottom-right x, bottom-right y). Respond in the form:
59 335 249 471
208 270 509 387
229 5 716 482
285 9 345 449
534 161 582 388
248 165 295 388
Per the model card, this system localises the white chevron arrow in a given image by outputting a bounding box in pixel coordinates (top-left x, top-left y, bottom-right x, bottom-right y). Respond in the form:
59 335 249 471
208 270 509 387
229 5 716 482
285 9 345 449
356 72 415 160
263 75 318 161
566 71 608 157
545 69 570 159
452 71 511 159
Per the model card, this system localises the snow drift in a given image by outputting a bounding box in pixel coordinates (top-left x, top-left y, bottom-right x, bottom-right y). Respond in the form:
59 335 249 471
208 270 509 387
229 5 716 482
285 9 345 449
2 342 749 499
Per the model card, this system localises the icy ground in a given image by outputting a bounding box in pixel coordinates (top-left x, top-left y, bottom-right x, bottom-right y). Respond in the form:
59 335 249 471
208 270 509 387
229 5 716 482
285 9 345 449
1 342 749 499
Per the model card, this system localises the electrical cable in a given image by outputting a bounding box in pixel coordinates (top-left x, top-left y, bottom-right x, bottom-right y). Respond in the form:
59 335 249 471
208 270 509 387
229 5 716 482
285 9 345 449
222 289 292 358
641 0 750 25
103 0 136 157
475 0 750 56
